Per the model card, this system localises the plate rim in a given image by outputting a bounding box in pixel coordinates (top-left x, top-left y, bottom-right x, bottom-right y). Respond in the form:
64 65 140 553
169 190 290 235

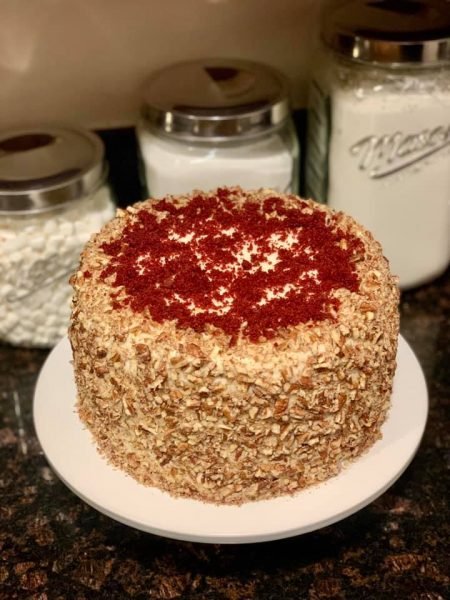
33 334 428 543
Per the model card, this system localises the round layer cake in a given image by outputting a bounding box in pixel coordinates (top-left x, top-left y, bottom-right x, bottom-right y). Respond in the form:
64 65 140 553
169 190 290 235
69 187 399 504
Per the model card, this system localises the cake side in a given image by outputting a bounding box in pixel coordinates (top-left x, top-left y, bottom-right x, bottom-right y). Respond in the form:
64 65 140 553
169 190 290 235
69 187 399 504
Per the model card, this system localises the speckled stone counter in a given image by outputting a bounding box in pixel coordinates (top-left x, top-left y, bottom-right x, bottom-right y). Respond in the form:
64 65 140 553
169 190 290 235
1 263 448 600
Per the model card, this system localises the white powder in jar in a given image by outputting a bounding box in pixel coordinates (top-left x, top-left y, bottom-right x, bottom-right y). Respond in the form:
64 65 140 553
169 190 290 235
138 127 296 197
137 58 300 198
306 1 450 289
327 83 450 289
0 186 115 348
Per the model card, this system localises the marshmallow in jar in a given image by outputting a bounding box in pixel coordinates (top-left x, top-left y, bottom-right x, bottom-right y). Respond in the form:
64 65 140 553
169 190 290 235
0 127 115 348
136 58 300 196
305 0 450 289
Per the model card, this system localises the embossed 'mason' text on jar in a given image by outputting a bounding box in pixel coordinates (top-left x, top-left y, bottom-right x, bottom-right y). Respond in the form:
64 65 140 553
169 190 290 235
0 127 115 348
305 0 450 289
350 124 450 177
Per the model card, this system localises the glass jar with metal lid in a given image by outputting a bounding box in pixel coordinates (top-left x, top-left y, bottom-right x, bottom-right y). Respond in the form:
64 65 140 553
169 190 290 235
0 127 115 348
136 58 299 197
305 0 450 289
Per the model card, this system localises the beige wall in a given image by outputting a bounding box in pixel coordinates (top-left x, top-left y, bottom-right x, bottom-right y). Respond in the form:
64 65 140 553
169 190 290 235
0 0 321 131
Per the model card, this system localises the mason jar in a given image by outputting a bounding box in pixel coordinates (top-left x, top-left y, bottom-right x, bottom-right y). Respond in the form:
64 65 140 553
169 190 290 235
0 127 116 348
305 0 450 289
136 58 300 197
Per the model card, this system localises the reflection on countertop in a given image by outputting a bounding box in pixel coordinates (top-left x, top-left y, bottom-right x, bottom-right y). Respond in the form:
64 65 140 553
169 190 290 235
0 266 448 599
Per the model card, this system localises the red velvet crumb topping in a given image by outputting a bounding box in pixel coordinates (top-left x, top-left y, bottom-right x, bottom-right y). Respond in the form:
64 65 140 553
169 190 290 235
100 189 364 342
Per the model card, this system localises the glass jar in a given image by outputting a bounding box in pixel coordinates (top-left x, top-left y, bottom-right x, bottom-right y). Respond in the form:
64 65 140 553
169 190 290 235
136 58 299 197
305 0 450 289
0 127 115 348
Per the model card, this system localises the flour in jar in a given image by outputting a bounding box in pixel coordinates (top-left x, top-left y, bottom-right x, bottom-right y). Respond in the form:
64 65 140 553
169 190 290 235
137 58 300 198
138 127 296 197
327 88 450 289
305 0 450 289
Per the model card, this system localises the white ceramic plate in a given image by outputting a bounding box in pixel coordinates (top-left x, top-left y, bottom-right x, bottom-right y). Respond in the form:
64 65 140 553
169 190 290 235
33 335 428 544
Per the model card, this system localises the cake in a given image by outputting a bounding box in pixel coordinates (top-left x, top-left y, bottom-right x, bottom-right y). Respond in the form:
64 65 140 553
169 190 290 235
69 187 400 504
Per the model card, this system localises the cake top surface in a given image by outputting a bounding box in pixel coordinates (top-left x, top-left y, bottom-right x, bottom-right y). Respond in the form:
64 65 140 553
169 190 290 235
95 187 367 343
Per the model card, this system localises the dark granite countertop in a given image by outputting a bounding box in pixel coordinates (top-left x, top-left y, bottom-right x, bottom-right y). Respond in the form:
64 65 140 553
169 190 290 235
1 127 449 597
0 265 448 600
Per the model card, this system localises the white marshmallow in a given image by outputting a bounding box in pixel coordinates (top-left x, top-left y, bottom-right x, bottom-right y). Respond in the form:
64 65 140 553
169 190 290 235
0 186 115 347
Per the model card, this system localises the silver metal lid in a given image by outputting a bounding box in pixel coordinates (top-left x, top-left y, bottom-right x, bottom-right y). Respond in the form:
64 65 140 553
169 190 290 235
322 0 450 66
141 58 291 142
0 127 107 214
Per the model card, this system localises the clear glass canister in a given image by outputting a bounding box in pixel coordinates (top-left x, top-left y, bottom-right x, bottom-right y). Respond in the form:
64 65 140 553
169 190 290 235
136 58 299 197
305 0 450 289
0 127 115 348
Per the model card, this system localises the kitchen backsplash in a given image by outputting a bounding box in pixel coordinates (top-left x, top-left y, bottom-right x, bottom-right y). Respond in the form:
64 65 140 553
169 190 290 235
0 0 321 130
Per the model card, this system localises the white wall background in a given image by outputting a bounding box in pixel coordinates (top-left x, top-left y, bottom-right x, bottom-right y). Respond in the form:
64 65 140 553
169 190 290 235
0 0 322 130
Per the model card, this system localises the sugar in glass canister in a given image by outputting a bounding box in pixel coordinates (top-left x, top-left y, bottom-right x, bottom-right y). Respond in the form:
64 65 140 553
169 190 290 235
0 127 115 348
305 0 450 289
136 58 300 197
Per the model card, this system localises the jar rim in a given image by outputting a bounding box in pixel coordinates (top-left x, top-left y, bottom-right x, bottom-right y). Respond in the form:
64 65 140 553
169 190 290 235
0 126 107 214
140 58 291 141
321 0 450 66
